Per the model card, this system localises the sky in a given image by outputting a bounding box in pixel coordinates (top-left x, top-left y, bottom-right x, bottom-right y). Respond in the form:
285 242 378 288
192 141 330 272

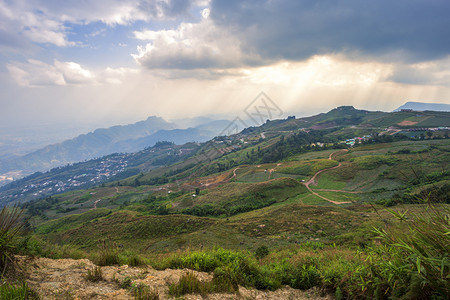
1 0 450 131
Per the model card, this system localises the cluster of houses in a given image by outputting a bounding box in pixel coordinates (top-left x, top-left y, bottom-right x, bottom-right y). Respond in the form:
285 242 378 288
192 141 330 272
0 155 129 202
402 127 449 132
343 135 373 146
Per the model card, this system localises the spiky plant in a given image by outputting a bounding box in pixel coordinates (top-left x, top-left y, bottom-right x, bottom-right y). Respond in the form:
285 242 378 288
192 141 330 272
0 205 25 276
371 200 450 299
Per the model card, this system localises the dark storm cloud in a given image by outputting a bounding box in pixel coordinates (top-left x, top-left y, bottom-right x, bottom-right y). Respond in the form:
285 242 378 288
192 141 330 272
210 0 450 63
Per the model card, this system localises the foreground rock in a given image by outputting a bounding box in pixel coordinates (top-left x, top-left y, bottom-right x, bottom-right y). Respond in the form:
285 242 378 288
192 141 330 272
18 256 332 299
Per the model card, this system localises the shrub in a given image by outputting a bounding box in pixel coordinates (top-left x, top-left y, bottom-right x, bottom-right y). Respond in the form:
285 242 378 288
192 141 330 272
211 266 239 293
91 238 120 266
0 281 39 299
16 236 86 260
121 252 146 267
255 245 269 260
118 276 132 289
0 205 25 275
130 283 159 300
290 264 321 290
85 266 103 282
168 272 205 296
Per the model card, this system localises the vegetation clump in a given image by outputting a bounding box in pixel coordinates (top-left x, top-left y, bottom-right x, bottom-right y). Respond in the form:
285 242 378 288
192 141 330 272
0 205 25 275
91 238 121 266
130 283 159 300
85 266 103 282
168 271 237 297
0 281 39 300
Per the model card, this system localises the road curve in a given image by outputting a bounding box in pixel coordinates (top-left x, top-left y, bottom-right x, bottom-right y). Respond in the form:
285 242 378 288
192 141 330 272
302 149 352 205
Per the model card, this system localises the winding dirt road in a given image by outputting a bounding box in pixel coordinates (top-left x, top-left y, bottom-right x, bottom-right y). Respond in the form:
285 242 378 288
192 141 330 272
302 149 352 205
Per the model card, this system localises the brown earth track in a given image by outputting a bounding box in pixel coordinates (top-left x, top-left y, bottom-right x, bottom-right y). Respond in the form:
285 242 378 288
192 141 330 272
302 149 353 205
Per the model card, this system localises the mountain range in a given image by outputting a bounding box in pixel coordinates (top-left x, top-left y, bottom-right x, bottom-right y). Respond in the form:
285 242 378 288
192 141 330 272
394 101 450 112
1 105 448 207
0 117 231 183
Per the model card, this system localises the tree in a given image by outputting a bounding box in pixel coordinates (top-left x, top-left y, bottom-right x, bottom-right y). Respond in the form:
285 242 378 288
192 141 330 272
195 188 200 195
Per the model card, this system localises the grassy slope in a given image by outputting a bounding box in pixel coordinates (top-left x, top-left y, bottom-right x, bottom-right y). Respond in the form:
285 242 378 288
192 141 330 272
27 139 449 255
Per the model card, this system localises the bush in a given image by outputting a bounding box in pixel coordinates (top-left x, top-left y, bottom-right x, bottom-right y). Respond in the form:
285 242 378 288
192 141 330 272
255 246 269 260
16 236 86 260
0 281 39 299
168 272 205 296
119 276 132 289
121 252 146 267
91 238 120 266
0 205 25 275
210 266 239 293
130 283 159 300
85 266 103 282
290 264 321 290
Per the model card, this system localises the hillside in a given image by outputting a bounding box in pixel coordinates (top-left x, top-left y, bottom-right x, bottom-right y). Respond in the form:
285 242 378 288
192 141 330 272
0 117 230 183
2 106 449 207
1 106 449 300
20 139 448 251
0 142 200 206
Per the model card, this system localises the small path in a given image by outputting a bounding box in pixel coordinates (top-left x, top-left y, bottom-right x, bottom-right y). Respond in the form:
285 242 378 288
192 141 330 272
313 189 361 193
302 149 352 205
231 167 240 179
268 163 282 179
93 199 101 209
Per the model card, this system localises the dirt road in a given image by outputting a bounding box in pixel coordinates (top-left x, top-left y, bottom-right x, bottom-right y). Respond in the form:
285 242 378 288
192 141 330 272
302 149 352 205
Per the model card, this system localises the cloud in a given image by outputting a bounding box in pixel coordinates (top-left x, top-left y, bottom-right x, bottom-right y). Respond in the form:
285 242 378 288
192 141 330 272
0 0 202 51
387 56 450 86
132 8 263 70
210 0 450 63
7 59 66 86
7 59 137 87
0 0 74 48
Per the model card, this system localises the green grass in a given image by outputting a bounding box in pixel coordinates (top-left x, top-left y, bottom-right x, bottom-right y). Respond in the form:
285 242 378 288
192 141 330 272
301 194 335 206
278 159 339 176
154 202 449 299
313 191 360 203
0 282 39 300
178 178 308 217
313 173 346 190
351 155 398 170
38 210 217 251
36 208 112 234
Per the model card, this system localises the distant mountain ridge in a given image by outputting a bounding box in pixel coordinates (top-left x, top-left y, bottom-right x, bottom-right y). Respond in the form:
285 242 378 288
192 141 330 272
2 105 449 186
0 117 230 181
1 106 449 206
394 101 450 112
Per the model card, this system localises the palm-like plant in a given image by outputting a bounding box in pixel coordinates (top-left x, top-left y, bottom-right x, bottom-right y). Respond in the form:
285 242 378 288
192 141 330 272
0 205 25 276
